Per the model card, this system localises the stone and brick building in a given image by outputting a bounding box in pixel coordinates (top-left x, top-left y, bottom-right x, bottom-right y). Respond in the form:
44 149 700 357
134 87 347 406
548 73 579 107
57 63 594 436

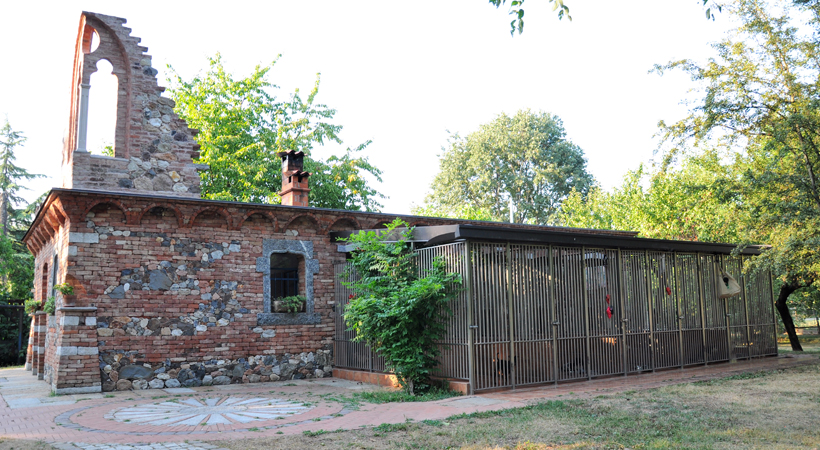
24 11 635 394
26 12 775 395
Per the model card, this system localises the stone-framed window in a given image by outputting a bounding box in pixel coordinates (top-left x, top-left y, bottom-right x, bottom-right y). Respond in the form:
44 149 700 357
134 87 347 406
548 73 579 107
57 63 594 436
270 253 299 299
256 239 321 325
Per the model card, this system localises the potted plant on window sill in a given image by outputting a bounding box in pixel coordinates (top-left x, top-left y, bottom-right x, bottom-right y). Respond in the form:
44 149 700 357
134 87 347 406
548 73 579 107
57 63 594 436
273 295 306 313
43 296 56 315
24 299 42 316
54 283 76 307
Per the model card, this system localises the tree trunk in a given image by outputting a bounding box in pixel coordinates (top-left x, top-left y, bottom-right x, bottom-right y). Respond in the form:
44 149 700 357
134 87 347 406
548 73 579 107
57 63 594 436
815 315 819 335
775 283 803 351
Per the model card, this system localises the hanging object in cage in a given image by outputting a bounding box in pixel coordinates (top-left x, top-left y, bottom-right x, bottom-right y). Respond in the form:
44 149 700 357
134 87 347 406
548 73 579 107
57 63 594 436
717 268 741 299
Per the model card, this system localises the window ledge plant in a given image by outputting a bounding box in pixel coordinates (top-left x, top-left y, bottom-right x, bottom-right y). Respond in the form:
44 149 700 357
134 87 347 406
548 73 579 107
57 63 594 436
273 295 306 313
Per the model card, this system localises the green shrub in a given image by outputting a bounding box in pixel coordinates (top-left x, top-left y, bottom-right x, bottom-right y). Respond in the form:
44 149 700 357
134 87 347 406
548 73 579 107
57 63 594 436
342 219 461 395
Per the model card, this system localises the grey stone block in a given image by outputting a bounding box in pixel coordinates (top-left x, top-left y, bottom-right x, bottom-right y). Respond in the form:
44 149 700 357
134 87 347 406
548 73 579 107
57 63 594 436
119 364 154 379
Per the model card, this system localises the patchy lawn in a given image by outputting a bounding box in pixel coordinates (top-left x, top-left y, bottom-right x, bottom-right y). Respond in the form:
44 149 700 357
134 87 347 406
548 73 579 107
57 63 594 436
0 439 54 450
779 335 820 355
221 362 820 450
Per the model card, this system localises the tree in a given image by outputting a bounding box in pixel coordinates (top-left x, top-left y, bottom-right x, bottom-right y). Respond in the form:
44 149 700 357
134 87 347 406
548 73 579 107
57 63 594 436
559 149 748 243
342 219 461 395
488 0 721 35
789 287 820 334
168 54 384 211
489 0 571 35
654 0 820 350
416 109 594 225
0 120 41 303
0 120 41 236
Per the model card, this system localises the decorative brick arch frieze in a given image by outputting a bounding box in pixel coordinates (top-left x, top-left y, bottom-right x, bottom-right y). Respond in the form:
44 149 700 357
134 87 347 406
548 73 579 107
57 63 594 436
327 216 361 233
136 203 185 228
238 210 278 232
82 199 130 222
371 220 395 229
256 239 321 326
189 206 231 228
282 213 321 233
408 221 431 228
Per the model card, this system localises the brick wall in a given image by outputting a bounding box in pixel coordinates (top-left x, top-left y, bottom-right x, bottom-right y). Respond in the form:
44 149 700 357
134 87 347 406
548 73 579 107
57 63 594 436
51 308 101 394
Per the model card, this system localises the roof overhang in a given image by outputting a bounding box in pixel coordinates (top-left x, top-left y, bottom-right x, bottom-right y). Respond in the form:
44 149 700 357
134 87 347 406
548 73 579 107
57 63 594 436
331 224 766 255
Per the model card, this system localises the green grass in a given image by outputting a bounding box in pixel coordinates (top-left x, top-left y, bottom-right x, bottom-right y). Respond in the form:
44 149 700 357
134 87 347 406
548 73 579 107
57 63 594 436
218 362 820 450
351 386 461 404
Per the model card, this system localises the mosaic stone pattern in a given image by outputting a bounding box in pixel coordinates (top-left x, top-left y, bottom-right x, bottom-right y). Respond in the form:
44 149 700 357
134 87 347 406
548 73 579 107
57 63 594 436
108 397 311 426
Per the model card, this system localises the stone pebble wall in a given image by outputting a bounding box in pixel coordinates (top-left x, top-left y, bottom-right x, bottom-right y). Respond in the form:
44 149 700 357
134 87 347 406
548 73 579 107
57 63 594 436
65 199 348 391
100 349 333 391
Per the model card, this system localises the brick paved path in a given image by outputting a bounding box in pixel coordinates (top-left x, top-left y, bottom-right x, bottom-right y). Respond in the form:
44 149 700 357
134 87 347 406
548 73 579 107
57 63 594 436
1 354 815 448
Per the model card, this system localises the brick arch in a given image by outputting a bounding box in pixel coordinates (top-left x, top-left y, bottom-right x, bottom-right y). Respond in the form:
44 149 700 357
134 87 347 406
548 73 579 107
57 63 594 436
189 206 231 229
327 216 361 233
68 14 133 161
371 220 396 229
238 210 278 231
82 200 130 224
283 213 320 232
408 221 430 228
136 203 184 228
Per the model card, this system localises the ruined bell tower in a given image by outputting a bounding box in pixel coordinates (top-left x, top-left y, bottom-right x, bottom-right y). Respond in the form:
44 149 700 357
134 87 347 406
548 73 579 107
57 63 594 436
62 12 207 197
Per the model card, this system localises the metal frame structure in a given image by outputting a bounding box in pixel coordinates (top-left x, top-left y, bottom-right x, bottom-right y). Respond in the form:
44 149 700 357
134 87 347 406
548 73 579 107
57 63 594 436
332 225 777 394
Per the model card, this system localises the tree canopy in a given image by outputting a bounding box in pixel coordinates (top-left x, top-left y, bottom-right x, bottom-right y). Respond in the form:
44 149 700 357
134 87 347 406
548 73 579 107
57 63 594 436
415 109 594 225
562 0 820 350
0 120 42 302
558 149 748 244
168 54 384 211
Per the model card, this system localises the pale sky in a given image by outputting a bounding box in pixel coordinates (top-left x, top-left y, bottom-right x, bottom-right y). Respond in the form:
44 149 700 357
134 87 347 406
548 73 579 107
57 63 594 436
0 1 734 215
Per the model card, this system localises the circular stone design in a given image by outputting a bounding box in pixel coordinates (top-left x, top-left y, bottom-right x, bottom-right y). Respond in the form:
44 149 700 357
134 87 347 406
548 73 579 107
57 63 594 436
111 397 311 426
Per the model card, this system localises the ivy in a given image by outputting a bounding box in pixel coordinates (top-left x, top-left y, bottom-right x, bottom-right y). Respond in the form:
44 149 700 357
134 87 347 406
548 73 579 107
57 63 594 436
342 219 462 395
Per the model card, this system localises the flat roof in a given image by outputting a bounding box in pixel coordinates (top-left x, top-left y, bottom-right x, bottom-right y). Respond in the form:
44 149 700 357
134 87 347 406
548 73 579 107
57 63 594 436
331 224 766 255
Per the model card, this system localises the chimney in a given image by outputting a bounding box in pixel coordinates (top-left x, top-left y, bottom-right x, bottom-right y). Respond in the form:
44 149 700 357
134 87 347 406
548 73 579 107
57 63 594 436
278 150 311 207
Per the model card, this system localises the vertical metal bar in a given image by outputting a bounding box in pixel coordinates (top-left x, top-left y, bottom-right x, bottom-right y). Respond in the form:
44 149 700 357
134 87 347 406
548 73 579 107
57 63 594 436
550 246 558 386
506 243 516 389
697 254 708 366
672 253 684 369
720 255 732 360
465 242 475 394
582 247 592 380
644 250 656 372
769 269 778 356
741 256 752 359
17 307 24 364
618 248 628 377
